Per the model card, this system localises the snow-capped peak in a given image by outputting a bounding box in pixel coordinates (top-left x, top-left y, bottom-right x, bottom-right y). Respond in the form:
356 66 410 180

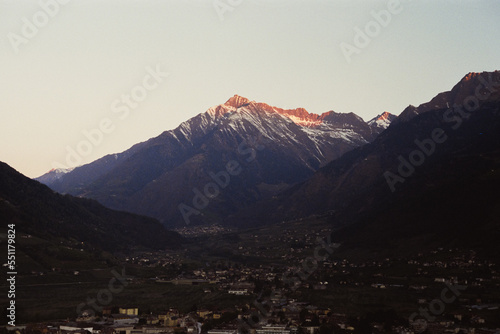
206 95 377 132
367 111 397 130
170 95 386 148
35 167 75 184
48 167 75 175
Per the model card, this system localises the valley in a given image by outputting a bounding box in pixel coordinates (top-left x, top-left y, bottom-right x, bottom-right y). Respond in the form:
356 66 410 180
2 219 500 332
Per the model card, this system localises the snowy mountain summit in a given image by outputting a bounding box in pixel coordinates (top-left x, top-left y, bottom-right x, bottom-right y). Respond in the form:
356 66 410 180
35 167 74 184
368 111 398 130
182 94 394 148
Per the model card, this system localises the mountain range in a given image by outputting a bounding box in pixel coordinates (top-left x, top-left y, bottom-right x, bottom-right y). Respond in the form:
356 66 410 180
32 70 500 258
37 95 395 227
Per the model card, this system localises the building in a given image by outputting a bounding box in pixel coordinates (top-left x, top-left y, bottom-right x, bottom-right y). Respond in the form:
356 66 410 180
228 289 248 295
256 325 291 334
111 314 139 325
207 330 237 334
119 308 139 316
60 326 95 334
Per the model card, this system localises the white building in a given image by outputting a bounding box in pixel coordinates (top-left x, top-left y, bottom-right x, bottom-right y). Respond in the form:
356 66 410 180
256 325 291 334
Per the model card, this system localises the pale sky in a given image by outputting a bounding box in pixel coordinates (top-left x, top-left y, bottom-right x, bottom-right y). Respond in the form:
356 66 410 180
1 0 499 178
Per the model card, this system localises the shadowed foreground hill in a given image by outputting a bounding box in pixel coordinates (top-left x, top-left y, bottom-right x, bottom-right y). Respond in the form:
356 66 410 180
0 161 183 255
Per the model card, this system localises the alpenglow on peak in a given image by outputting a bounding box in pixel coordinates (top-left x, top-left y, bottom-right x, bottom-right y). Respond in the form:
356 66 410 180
224 95 251 108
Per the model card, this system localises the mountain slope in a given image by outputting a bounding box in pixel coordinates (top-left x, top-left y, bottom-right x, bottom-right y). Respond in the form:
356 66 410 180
37 96 395 227
237 71 500 254
0 161 183 257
